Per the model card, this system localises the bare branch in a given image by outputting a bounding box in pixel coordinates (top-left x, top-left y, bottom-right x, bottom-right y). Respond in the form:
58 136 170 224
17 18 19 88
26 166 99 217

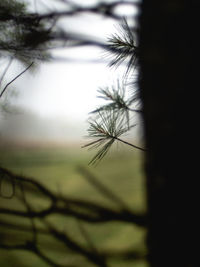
0 242 70 267
77 166 131 210
0 166 146 266
0 167 147 227
0 62 34 98
45 220 108 267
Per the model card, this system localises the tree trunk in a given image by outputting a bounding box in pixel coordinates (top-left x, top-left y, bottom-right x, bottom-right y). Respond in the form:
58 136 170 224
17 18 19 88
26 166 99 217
139 1 200 266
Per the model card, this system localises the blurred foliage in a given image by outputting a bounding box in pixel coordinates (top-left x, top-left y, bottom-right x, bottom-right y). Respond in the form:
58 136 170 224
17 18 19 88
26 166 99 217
0 0 50 64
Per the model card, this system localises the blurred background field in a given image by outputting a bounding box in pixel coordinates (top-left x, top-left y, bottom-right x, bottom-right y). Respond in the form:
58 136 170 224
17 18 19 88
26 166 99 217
0 0 146 265
0 143 147 267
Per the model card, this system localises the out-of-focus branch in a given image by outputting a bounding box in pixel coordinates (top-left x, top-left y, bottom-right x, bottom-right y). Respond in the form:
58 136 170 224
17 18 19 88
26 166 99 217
0 242 71 267
0 0 138 65
45 220 108 267
1 1 138 23
78 166 132 209
0 166 146 266
0 167 146 227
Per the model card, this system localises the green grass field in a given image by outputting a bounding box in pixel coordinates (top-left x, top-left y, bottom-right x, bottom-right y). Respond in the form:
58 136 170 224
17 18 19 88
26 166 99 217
0 143 148 267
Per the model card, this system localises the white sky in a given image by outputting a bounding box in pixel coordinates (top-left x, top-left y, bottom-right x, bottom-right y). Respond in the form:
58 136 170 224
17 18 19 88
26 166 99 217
0 0 140 142
13 49 126 120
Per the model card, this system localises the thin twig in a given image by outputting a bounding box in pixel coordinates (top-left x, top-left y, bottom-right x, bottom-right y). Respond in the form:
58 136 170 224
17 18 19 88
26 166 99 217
0 167 147 227
78 166 130 210
0 242 67 267
19 183 37 243
115 137 146 151
0 170 15 199
76 220 98 254
45 221 108 267
128 107 142 113
0 62 34 98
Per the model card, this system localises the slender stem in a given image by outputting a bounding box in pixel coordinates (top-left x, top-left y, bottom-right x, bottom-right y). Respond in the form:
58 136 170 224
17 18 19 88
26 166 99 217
0 62 34 98
128 107 142 113
116 137 146 151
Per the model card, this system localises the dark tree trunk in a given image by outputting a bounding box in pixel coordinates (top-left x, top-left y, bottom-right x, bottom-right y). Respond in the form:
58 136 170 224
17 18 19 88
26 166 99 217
139 1 200 266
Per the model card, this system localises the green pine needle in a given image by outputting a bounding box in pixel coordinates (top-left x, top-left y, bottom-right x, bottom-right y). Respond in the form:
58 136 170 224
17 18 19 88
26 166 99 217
90 81 141 129
91 82 127 112
107 18 138 73
83 111 130 165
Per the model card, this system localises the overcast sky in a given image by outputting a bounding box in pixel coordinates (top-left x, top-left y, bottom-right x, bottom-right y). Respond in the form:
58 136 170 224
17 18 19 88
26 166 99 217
0 0 139 143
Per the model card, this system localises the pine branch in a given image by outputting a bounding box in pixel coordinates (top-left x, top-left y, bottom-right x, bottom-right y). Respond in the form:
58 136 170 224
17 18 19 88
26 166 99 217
91 82 141 117
107 18 138 73
83 111 145 164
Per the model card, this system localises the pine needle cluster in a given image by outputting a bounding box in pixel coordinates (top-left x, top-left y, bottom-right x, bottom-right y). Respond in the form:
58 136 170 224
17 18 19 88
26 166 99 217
84 18 145 164
91 81 132 127
107 19 138 73
83 110 131 165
